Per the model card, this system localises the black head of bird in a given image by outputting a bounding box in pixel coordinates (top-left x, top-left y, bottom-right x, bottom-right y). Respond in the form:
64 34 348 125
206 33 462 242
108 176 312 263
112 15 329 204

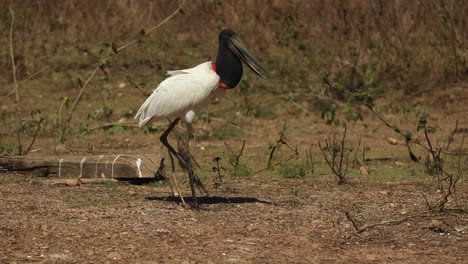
215 29 269 89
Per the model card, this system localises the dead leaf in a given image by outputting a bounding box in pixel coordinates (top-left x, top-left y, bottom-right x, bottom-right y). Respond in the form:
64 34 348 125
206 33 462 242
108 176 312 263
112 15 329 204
386 137 398 145
55 144 67 153
428 219 447 233
359 166 369 175
65 179 80 187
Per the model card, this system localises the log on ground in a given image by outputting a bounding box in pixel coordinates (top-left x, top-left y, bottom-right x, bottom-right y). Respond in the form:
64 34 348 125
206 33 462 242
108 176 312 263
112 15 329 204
0 154 162 179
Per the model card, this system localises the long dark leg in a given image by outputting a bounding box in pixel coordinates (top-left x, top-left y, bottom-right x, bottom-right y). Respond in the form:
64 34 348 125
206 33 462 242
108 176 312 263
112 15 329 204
160 118 198 208
167 150 187 207
184 123 209 196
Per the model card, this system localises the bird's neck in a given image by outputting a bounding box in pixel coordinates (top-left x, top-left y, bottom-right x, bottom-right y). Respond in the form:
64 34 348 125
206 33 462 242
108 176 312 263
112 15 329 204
215 45 243 88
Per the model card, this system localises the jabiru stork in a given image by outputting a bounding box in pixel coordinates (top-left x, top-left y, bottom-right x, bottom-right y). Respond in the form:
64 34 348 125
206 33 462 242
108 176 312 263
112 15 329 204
135 29 268 208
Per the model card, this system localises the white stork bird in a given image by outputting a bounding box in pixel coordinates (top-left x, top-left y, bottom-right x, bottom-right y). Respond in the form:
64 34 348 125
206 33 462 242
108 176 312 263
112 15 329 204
135 29 268 208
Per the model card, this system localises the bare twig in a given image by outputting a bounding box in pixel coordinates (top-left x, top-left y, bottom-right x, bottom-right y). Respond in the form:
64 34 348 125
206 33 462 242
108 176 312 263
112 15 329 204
212 157 224 187
319 125 350 184
116 0 185 52
210 118 252 134
224 140 246 168
324 77 467 157
305 144 314 174
9 6 18 103
60 0 186 141
353 136 361 168
346 210 434 234
126 75 151 96
60 67 99 141
267 143 278 168
445 120 458 151
266 134 298 168
323 78 425 159
339 124 347 176
1 66 49 103
344 211 361 232
254 152 298 174
24 117 45 155
15 123 23 155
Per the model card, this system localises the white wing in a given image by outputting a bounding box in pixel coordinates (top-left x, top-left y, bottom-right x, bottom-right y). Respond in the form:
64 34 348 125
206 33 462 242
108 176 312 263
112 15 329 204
166 69 189 76
166 63 211 76
135 62 220 127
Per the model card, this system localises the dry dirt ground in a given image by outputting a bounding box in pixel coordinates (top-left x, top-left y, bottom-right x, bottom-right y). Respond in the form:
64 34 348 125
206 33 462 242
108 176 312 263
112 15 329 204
0 173 467 263
1 86 467 263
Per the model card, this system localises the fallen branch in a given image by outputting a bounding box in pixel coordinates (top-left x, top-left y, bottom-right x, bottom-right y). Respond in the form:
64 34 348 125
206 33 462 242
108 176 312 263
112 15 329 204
346 210 435 234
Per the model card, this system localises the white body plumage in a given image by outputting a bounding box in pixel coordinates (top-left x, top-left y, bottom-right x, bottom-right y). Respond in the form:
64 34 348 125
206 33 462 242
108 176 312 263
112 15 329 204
134 61 224 127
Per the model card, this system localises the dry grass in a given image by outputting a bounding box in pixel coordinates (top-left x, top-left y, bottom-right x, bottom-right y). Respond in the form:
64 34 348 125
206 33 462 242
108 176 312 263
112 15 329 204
0 0 466 92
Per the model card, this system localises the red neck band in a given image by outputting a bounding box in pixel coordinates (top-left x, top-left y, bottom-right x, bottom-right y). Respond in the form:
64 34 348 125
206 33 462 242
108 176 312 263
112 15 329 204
211 62 230 89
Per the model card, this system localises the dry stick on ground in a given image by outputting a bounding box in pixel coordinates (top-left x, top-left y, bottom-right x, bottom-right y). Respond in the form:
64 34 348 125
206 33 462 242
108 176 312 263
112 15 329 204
59 0 186 142
345 210 435 235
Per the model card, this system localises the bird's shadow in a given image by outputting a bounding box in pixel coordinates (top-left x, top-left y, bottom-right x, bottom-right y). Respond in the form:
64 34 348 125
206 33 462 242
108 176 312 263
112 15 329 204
145 195 271 205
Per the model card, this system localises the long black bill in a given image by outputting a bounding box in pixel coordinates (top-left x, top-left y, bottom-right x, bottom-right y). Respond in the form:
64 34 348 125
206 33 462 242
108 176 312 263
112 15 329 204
228 35 269 79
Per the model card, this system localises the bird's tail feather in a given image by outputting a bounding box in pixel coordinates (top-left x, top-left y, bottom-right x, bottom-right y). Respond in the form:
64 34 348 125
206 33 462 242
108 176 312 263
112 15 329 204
134 106 152 128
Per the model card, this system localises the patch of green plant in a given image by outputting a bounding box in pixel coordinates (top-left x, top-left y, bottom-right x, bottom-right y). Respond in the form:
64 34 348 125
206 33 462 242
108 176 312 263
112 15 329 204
277 162 306 179
147 180 167 188
143 123 165 134
107 124 125 135
288 187 300 196
213 126 241 140
344 102 363 122
364 63 377 86
234 164 251 177
79 122 89 134
321 110 339 126
0 143 14 155
102 180 118 188
254 108 277 119
285 92 299 102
